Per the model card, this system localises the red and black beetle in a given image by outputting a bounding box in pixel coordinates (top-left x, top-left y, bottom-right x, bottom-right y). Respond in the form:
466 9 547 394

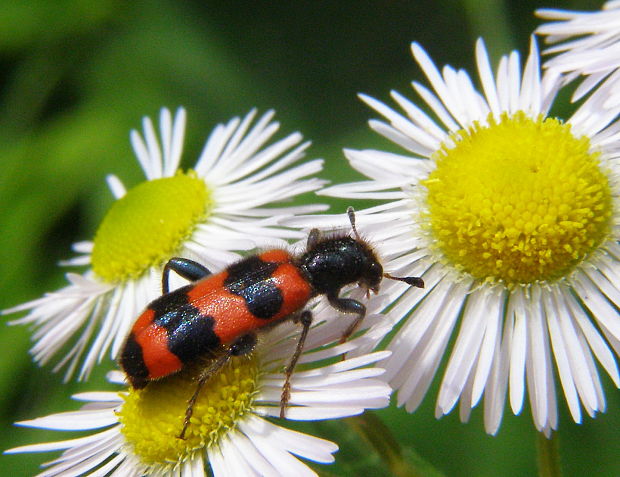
119 208 424 438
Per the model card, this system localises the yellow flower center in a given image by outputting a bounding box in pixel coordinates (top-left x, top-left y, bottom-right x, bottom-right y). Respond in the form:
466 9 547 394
91 172 211 283
423 112 613 285
118 354 260 467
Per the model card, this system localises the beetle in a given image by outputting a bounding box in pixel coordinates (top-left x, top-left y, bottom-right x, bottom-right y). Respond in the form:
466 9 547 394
119 207 424 438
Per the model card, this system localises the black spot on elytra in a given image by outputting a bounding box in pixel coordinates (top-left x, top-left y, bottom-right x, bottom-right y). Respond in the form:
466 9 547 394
150 284 221 363
165 311 220 362
120 335 149 388
225 256 283 319
148 284 193 315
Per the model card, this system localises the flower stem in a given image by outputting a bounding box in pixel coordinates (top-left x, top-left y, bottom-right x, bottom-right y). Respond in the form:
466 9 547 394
536 431 562 477
347 412 444 477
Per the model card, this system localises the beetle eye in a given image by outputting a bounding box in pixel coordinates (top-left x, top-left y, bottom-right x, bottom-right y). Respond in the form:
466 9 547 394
367 261 383 284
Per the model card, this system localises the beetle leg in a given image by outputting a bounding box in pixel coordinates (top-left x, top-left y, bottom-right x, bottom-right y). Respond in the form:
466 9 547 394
178 333 257 439
280 310 313 418
327 291 366 343
163 257 212 294
306 228 321 249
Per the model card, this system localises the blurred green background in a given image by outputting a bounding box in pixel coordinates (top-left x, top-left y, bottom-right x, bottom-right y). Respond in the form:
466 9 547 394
1 0 617 475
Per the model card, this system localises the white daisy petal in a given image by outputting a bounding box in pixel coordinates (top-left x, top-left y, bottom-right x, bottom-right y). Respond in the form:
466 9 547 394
475 38 501 118
164 107 187 175
573 271 620 342
520 37 542 115
105 174 126 199
536 2 620 97
390 90 446 143
241 415 337 464
438 289 492 415
565 290 620 387
526 287 552 431
142 113 164 179
394 279 469 411
212 434 259 477
471 287 505 408
5 427 119 455
17 408 118 431
411 81 460 132
411 43 462 128
129 129 152 180
457 365 476 423
159 107 174 171
507 50 521 114
508 290 528 415
88 453 128 477
483 309 511 435
552 288 600 416
238 418 327 477
214 431 271 477
544 290 582 423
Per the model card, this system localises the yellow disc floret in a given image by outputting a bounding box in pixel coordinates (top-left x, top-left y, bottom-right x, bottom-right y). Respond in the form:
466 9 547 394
423 112 613 285
118 355 260 467
91 171 211 283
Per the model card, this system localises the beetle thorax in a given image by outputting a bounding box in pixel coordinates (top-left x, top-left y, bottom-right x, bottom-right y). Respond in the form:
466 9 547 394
299 236 383 295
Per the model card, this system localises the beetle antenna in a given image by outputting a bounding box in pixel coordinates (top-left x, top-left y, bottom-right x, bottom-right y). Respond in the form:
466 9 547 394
347 206 362 241
384 273 424 288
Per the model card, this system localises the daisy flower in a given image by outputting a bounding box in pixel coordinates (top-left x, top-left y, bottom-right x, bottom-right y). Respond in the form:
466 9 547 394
536 1 620 103
321 37 620 435
2 107 325 382
5 311 392 477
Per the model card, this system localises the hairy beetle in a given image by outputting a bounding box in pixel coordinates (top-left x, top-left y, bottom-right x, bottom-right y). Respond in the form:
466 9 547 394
120 208 424 438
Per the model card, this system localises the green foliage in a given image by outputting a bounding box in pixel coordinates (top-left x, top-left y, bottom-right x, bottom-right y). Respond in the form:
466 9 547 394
0 1 616 476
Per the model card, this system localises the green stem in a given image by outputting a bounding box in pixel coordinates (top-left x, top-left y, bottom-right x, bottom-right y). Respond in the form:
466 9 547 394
347 412 444 477
461 0 515 56
536 431 562 477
